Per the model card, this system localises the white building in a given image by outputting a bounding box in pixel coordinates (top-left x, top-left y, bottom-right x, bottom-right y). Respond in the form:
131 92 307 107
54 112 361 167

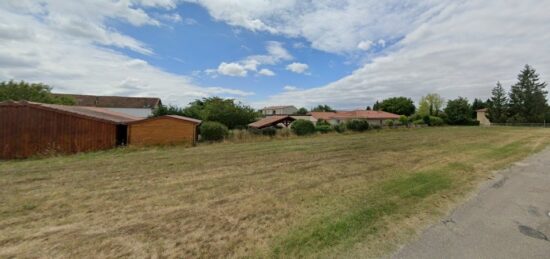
261 105 298 116
53 94 162 118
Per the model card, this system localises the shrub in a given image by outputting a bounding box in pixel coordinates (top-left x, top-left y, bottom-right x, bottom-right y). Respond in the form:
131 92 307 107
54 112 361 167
413 119 425 125
372 124 382 130
291 119 316 136
261 126 277 136
316 119 331 126
384 120 394 127
200 121 228 141
399 115 409 126
429 116 445 126
247 127 262 135
333 122 347 133
315 124 332 134
346 119 370 132
422 115 431 125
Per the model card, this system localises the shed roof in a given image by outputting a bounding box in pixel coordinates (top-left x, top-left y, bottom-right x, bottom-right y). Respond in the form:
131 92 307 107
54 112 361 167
53 93 161 109
476 108 488 112
128 115 202 125
248 115 295 129
311 110 400 120
0 101 140 124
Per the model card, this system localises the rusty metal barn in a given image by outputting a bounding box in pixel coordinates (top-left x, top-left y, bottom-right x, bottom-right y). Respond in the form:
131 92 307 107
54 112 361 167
0 101 139 159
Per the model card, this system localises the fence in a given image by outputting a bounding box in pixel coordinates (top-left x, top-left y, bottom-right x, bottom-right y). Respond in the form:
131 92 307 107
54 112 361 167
490 122 550 128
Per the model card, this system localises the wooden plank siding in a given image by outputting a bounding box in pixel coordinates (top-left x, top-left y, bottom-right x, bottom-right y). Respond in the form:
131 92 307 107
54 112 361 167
128 117 198 146
0 105 117 159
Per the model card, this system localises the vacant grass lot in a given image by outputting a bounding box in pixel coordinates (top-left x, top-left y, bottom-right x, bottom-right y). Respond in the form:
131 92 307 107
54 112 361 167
1 127 550 258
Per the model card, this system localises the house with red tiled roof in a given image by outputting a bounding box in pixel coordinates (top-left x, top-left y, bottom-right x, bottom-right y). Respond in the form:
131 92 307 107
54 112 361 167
53 93 162 118
309 110 400 126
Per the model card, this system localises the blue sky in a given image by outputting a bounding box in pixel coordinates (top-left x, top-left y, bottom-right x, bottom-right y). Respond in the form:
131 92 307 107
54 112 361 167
1 1 549 109
113 3 356 104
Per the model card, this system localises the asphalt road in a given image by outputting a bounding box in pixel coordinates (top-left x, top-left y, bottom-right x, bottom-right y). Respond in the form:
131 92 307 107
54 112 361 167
393 148 550 259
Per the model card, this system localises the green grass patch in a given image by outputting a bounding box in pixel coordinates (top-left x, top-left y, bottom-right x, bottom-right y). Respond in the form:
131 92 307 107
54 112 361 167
272 170 453 257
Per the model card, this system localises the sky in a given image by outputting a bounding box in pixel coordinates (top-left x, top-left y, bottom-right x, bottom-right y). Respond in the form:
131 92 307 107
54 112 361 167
1 0 550 109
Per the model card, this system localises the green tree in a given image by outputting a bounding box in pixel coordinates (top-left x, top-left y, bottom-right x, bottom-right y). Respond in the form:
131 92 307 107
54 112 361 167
444 97 473 125
487 82 508 123
417 93 444 116
151 105 185 117
508 65 548 123
372 101 380 111
0 80 75 105
294 107 309 115
311 104 335 112
153 97 259 129
374 97 416 116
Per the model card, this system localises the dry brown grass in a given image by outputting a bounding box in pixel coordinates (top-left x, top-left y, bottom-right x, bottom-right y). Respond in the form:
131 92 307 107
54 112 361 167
1 127 550 258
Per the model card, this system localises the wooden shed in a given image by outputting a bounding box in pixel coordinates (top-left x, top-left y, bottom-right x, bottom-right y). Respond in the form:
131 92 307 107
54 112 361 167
127 115 202 146
0 101 139 159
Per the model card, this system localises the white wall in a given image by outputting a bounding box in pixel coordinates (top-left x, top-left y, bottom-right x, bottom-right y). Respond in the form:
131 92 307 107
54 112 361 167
105 108 152 118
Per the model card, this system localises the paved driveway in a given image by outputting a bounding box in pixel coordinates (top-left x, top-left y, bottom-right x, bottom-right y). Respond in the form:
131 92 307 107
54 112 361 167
393 148 550 259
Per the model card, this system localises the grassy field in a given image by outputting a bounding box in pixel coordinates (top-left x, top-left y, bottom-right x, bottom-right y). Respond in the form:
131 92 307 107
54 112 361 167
1 127 550 258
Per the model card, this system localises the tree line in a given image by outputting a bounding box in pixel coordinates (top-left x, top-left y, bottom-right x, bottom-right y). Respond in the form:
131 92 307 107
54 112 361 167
1 64 547 128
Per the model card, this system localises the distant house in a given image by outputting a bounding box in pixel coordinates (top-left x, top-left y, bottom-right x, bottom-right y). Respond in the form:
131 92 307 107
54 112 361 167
476 108 491 126
309 110 400 126
261 105 298 116
53 94 162 118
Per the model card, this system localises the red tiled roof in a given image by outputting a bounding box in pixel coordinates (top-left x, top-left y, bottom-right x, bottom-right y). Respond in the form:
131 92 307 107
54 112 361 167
248 115 295 129
311 110 400 120
53 93 161 109
0 101 141 124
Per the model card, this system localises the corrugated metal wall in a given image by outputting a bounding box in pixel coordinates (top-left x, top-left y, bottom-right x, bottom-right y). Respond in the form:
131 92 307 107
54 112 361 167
0 105 117 159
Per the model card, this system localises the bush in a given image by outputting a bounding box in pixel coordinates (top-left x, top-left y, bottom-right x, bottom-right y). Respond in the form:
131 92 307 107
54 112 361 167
315 124 332 134
346 119 370 132
413 119 425 125
372 124 382 130
291 119 316 136
399 115 409 126
200 121 228 141
333 122 347 133
316 119 331 126
261 126 277 136
384 120 395 127
429 116 445 126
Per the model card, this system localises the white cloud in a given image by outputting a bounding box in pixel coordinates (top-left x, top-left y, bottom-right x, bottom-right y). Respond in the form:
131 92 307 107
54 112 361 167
207 41 292 77
257 0 550 109
159 13 182 23
217 62 248 77
286 62 309 74
184 18 198 25
191 0 447 53
258 68 275 76
357 40 373 51
283 85 297 91
0 1 252 106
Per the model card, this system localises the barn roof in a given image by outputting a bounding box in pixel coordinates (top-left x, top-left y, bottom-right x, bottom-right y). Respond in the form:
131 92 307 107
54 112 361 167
0 101 141 124
310 110 400 120
248 115 295 129
128 115 202 125
53 93 161 109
